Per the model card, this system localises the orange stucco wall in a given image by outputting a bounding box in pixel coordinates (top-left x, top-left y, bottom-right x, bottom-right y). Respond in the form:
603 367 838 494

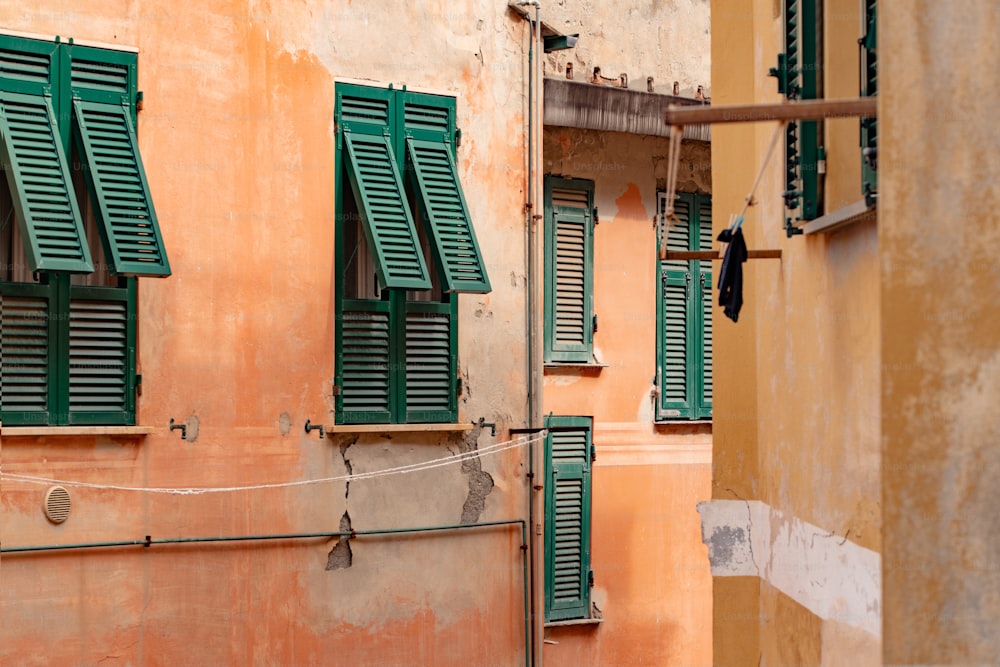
2 1 532 664
540 126 713 666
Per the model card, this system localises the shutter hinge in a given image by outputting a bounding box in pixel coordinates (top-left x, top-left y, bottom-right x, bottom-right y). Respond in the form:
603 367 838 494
331 384 342 396
592 314 598 334
588 570 595 587
590 443 597 463
135 374 142 397
593 206 599 225
455 128 462 147
136 91 144 112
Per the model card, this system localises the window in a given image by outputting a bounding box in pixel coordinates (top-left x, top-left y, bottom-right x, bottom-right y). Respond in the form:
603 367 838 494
657 192 712 421
544 415 593 622
543 176 595 364
0 34 169 426
860 0 877 204
770 0 822 233
334 83 490 425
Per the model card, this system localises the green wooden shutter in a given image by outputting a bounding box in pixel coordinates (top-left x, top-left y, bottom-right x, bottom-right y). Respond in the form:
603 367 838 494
544 177 594 363
343 132 430 291
696 196 713 419
66 283 135 424
0 91 93 273
402 96 452 141
404 301 456 423
861 0 878 203
544 416 593 622
659 194 692 418
406 138 491 293
72 99 170 277
0 286 52 424
337 302 393 424
771 0 821 227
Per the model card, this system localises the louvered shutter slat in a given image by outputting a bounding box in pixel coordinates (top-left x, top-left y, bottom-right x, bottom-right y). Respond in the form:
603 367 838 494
553 212 588 349
406 138 491 294
405 308 453 419
340 310 392 421
344 133 430 291
0 92 93 273
0 294 50 417
660 266 690 416
73 99 170 276
699 197 713 416
68 299 129 413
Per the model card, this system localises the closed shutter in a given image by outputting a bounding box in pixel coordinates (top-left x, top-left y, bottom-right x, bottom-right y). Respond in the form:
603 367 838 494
403 98 451 139
544 416 593 622
343 132 430 291
72 100 170 277
0 91 93 273
697 197 713 418
338 305 393 423
67 297 131 422
0 289 50 422
659 195 692 418
404 303 455 422
406 138 491 293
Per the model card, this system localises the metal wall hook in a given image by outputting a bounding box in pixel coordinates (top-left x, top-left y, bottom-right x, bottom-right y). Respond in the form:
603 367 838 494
477 417 497 437
169 418 187 440
304 420 325 439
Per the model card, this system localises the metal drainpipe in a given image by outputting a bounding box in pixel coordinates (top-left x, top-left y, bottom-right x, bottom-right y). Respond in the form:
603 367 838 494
514 2 543 665
2 520 531 667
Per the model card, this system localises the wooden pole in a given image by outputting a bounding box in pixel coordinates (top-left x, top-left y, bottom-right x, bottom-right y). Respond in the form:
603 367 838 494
664 97 876 126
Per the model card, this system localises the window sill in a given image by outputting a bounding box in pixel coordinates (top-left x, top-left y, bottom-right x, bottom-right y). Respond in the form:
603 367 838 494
544 617 603 628
796 198 876 235
325 423 475 435
544 362 607 374
0 425 154 437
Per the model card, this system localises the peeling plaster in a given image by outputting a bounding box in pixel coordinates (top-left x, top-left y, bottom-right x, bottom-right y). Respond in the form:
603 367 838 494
698 499 881 638
458 425 495 524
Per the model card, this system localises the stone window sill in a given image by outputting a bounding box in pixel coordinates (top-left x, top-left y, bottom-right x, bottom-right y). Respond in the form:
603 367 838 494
325 423 474 435
544 617 603 629
0 425 154 437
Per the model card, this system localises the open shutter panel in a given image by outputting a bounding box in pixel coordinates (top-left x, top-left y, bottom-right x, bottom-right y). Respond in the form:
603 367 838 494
406 138 491 293
343 132 430 290
545 418 592 621
0 91 93 273
72 99 170 277
338 306 393 423
0 291 50 421
698 197 713 418
552 210 590 357
405 303 455 422
68 297 132 422
861 0 878 200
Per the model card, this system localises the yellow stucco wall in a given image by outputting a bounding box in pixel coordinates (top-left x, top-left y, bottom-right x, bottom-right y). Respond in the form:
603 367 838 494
709 0 880 663
881 1 1000 661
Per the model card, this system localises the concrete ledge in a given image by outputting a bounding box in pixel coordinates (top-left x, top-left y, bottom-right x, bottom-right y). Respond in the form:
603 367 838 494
798 199 876 234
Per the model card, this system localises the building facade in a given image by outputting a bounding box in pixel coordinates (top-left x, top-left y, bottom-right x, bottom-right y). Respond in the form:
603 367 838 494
705 0 1000 664
1 1 715 665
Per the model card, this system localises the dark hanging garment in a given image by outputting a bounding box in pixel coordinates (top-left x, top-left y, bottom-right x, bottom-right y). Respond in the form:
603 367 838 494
716 227 748 323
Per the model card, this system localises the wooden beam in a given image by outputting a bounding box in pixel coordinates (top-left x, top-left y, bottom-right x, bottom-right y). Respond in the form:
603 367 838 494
663 249 782 261
664 97 876 126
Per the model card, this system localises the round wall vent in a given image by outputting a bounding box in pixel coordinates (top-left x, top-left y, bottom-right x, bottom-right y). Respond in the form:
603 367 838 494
44 486 71 524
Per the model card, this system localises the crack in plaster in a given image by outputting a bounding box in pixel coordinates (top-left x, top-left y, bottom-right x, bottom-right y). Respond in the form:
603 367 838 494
458 424 495 524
